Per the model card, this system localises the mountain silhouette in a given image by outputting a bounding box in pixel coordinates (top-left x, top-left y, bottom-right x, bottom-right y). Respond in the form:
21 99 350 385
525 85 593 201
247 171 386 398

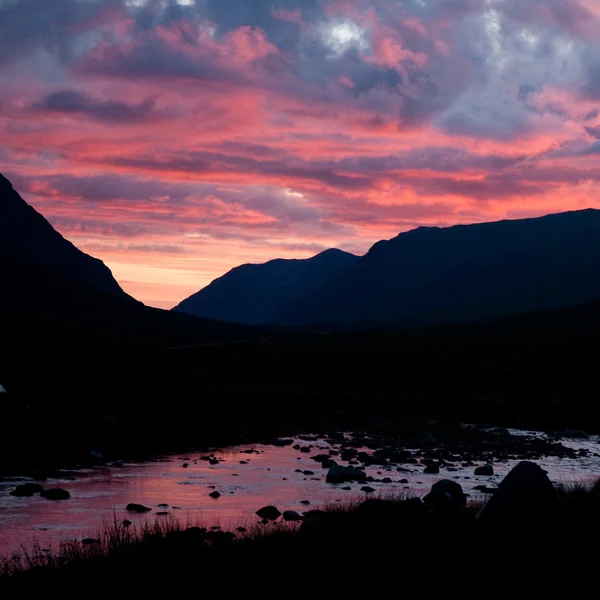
276 210 600 327
173 248 358 324
172 209 600 328
0 173 250 352
0 173 128 299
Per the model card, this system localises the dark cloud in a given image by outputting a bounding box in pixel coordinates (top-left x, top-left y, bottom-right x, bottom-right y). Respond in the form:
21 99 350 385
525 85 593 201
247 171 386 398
0 0 124 67
32 90 159 123
581 141 600 155
585 125 600 140
107 151 374 191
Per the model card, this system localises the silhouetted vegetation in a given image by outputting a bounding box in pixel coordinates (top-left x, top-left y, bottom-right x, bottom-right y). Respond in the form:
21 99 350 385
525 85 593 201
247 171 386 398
2 482 599 598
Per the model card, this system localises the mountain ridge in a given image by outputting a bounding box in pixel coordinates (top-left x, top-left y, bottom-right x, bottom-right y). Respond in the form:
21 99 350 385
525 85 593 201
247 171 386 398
174 247 358 325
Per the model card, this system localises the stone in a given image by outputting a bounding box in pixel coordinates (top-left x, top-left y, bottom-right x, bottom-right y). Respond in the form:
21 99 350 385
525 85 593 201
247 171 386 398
256 505 281 520
477 461 560 525
424 465 440 474
209 491 221 499
300 500 311 505
423 479 466 509
382 477 393 484
400 479 409 484
326 464 367 484
126 503 152 513
156 511 169 516
361 486 376 493
182 463 189 468
122 520 132 527
9 483 44 497
40 488 70 500
475 464 494 476
283 510 302 522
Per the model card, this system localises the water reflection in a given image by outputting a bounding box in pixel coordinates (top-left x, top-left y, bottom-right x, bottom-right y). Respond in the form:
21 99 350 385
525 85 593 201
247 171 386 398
1 430 599 557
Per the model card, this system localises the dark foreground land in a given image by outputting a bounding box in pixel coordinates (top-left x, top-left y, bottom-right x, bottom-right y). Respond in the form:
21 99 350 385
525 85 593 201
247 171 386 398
2 473 599 599
3 309 600 477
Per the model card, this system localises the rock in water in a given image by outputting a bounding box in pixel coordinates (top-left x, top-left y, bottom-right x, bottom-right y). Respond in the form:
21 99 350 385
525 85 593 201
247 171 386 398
477 461 559 525
326 465 367 483
256 505 281 520
9 483 44 497
126 503 152 513
474 464 494 476
423 480 466 509
40 488 70 500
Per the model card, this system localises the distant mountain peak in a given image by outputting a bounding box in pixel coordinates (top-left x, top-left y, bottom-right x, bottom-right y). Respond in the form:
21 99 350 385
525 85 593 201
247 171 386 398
174 247 358 325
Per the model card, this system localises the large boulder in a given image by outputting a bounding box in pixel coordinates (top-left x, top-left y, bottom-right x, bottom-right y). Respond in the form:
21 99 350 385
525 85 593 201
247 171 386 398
477 461 559 525
423 480 466 509
326 465 366 484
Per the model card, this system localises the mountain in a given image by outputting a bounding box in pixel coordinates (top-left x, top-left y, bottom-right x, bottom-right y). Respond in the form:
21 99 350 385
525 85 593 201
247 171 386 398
173 248 358 325
0 173 252 355
0 173 129 298
276 209 600 327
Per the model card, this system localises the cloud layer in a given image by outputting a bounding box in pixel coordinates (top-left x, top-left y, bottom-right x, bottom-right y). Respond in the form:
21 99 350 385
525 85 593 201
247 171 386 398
1 0 600 307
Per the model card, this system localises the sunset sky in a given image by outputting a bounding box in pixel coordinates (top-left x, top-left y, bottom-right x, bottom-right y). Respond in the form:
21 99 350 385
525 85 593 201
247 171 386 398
1 0 600 308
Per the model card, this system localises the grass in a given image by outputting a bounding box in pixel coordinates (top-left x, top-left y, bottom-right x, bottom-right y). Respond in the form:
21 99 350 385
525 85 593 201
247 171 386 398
3 482 600 598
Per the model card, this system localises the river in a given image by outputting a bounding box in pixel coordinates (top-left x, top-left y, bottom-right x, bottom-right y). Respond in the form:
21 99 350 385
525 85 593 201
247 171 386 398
1 428 599 558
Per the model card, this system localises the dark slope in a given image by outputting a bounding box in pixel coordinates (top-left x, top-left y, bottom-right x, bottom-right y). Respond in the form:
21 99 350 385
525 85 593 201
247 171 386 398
0 173 254 357
0 173 128 299
173 248 358 324
276 209 600 327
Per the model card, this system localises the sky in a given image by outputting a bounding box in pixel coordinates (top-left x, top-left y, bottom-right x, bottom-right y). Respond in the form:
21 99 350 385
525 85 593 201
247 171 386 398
1 0 600 308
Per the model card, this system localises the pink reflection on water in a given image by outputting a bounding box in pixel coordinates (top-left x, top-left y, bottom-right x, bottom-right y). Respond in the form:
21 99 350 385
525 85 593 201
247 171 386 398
1 432 600 558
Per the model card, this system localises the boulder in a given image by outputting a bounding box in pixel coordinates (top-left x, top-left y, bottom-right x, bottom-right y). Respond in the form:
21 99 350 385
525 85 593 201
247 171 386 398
326 464 367 484
423 479 466 509
40 488 70 500
209 491 221 499
283 510 302 522
256 505 281 520
474 464 494 476
361 486 376 493
126 503 152 513
9 483 44 497
477 461 559 525
424 465 440 474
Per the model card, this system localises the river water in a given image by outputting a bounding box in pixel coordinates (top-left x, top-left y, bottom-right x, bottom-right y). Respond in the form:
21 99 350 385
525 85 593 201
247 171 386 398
1 429 599 558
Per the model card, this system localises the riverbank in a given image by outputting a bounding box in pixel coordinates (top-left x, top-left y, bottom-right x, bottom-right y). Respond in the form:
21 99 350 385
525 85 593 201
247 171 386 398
2 474 599 598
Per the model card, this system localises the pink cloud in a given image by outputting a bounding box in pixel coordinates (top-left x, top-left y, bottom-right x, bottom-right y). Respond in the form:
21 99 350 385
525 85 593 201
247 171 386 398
1 0 600 308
